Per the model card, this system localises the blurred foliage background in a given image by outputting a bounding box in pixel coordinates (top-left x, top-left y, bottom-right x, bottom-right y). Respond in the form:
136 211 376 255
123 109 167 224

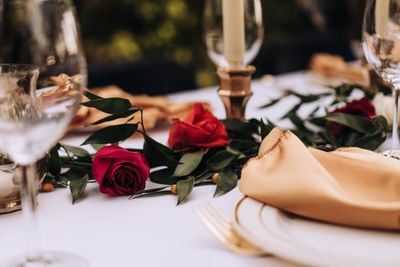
73 0 365 88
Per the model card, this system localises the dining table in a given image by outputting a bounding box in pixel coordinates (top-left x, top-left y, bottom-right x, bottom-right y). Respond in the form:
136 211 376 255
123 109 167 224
0 71 355 267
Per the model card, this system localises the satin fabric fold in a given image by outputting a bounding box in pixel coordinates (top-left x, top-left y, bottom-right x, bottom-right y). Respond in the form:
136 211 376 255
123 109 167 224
240 128 400 230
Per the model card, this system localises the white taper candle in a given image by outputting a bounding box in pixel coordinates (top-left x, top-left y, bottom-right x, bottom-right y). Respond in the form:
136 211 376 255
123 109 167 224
376 0 390 36
222 0 245 67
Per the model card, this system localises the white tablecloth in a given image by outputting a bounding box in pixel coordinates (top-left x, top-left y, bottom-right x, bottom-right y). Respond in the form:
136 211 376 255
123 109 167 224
0 71 330 267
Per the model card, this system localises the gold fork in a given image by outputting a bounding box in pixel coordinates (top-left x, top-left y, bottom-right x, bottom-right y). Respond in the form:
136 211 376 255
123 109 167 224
194 202 269 256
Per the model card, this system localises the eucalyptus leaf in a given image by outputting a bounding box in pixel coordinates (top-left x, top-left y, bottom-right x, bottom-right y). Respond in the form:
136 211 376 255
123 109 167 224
260 119 271 139
173 149 204 177
56 176 69 188
91 144 106 151
325 113 374 133
223 120 258 136
130 186 169 198
48 145 61 177
206 150 238 171
81 98 132 114
83 90 103 100
82 124 138 145
91 109 139 126
229 139 259 155
214 170 238 197
70 174 88 204
375 115 390 132
288 112 306 130
194 171 213 184
143 134 179 168
353 128 386 150
63 168 88 181
149 168 178 185
309 117 326 127
321 130 339 148
291 91 330 103
259 98 280 109
60 144 90 158
177 176 195 205
281 103 301 119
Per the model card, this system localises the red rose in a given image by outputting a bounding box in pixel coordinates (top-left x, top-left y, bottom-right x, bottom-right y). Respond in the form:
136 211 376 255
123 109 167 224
168 103 230 150
92 146 150 197
329 98 376 135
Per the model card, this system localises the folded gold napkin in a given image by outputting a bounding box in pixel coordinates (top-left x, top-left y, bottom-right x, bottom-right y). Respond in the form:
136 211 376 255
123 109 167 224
240 128 400 230
70 85 210 131
309 53 369 87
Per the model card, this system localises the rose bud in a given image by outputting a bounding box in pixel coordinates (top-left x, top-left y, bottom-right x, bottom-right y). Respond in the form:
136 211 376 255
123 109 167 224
328 98 376 136
92 146 150 197
168 103 229 151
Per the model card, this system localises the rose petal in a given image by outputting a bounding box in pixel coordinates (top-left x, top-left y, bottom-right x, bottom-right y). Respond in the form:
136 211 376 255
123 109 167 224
92 146 150 197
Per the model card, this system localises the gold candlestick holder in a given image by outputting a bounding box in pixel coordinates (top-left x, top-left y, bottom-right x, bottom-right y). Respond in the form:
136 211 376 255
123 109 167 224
217 66 256 121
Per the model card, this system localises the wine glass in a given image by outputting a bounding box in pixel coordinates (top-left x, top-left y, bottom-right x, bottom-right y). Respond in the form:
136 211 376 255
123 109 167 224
0 65 86 266
0 0 87 87
0 0 88 266
363 0 400 158
203 0 264 67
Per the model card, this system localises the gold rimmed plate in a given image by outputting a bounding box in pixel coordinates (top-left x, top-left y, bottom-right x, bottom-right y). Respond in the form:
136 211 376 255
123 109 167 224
233 196 400 267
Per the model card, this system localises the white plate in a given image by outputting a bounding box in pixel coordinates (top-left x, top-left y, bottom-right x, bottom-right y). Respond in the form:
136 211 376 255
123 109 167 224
233 196 400 267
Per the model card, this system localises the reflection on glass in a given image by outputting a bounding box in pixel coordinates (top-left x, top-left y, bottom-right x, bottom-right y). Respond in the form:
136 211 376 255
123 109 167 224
204 0 264 67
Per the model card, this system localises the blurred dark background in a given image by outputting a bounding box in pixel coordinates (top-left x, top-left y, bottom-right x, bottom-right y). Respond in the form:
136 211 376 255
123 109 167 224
72 0 366 95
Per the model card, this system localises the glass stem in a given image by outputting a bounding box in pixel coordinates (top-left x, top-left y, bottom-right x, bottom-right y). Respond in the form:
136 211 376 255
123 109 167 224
392 89 400 151
20 164 41 262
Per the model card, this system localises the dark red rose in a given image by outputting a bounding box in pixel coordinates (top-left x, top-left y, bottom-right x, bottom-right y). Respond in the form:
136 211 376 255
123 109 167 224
329 98 376 135
92 146 150 197
168 103 230 150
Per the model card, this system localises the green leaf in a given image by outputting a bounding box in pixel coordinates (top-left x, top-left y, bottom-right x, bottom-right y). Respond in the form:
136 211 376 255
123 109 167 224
223 119 259 136
143 134 179 168
70 174 88 204
288 112 306 130
173 149 204 177
229 139 259 155
60 144 90 158
83 90 103 100
48 145 61 177
375 115 390 132
149 168 178 185
130 186 169 198
206 150 238 172
259 98 280 109
325 113 374 133
358 136 386 150
63 168 87 181
81 98 132 114
91 144 106 151
177 176 195 205
56 176 69 188
90 109 139 125
309 117 326 127
281 103 301 119
321 130 339 148
82 124 138 145
260 119 272 139
291 91 330 103
214 170 238 197
195 171 213 184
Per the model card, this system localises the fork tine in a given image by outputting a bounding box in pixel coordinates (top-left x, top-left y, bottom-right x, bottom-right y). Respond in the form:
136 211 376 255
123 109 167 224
194 205 233 244
204 203 230 224
194 203 267 256
196 204 245 246
201 203 247 242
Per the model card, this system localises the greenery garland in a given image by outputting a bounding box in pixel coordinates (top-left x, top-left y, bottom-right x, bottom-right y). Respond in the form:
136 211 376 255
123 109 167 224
43 83 390 204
